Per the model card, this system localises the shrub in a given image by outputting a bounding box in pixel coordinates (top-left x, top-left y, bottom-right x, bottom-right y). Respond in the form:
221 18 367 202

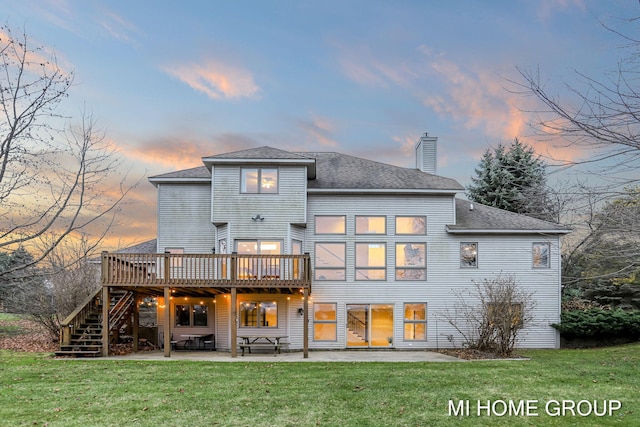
552 309 640 340
439 274 535 357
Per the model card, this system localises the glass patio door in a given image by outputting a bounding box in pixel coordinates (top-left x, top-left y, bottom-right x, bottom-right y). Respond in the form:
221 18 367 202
346 304 394 348
236 240 281 279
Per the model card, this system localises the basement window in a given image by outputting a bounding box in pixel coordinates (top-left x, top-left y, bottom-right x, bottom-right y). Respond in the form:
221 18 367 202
239 301 278 328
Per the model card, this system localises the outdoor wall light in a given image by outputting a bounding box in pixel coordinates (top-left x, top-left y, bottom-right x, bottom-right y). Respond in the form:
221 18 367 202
298 308 304 316
251 214 265 221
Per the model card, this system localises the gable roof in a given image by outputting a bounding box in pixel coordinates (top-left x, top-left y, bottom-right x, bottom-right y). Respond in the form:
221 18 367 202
150 146 463 192
448 199 570 234
204 146 313 161
202 146 317 178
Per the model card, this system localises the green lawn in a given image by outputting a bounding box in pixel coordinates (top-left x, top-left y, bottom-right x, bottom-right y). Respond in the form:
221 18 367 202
0 345 638 426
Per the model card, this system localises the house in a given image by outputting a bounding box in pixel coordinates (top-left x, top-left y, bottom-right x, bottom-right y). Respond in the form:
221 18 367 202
59 134 570 358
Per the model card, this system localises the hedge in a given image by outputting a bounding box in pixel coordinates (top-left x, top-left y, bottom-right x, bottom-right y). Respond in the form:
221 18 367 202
551 309 640 340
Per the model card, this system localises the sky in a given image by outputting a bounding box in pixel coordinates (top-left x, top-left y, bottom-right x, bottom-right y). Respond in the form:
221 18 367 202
2 0 638 250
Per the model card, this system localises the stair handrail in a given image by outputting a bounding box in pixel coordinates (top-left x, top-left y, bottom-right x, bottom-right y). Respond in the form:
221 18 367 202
347 311 368 343
109 291 135 331
60 287 102 346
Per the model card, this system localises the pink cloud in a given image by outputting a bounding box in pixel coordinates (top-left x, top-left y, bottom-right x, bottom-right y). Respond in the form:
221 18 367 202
422 58 587 164
163 59 261 100
296 114 338 147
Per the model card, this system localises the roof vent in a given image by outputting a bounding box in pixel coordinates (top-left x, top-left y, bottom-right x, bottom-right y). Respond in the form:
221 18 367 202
469 203 474 211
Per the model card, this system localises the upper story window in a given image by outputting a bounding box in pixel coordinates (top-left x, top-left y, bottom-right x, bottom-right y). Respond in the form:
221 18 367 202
355 216 386 234
395 216 426 235
315 215 346 234
355 243 386 280
236 240 282 279
396 243 426 280
460 242 478 268
241 168 278 194
532 242 550 268
314 242 346 280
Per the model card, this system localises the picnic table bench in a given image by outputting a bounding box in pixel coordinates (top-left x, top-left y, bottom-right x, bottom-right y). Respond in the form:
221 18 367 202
238 335 288 356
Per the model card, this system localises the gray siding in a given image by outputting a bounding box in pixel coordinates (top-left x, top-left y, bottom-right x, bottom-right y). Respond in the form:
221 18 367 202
305 194 560 350
212 165 307 228
157 183 216 253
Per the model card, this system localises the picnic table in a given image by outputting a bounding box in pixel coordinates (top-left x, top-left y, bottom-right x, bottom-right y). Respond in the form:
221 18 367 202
238 335 288 356
180 334 208 350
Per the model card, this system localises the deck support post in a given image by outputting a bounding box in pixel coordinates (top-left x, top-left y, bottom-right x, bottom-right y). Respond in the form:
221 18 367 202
101 286 110 357
303 287 309 358
231 287 237 358
164 287 171 357
132 292 139 352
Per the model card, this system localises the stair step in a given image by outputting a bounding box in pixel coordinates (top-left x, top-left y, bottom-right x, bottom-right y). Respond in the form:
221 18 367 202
60 344 102 351
55 350 101 358
71 334 102 339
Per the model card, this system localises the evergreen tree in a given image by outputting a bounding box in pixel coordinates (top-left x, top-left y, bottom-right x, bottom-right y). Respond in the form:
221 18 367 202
467 138 554 221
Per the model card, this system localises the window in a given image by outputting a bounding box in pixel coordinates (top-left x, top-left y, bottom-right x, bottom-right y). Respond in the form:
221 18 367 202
239 301 278 328
315 216 346 234
175 304 190 326
314 242 346 280
165 247 184 268
396 216 426 235
533 242 550 268
193 305 208 326
460 242 478 268
355 243 386 280
236 240 282 278
396 243 426 280
313 303 337 341
356 216 386 234
241 168 278 194
487 302 523 328
404 303 427 340
174 304 208 327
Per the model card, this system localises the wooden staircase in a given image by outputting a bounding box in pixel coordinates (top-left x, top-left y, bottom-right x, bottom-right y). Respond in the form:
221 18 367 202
56 289 135 358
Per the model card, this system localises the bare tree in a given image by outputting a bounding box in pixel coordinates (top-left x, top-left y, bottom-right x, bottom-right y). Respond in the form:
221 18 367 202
3 235 102 340
513 18 640 191
0 25 134 278
439 274 536 357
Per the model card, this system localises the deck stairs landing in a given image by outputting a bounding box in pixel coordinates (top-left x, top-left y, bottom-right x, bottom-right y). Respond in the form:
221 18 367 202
55 290 135 358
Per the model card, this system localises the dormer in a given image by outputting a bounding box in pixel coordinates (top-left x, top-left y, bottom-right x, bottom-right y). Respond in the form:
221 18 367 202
203 146 316 226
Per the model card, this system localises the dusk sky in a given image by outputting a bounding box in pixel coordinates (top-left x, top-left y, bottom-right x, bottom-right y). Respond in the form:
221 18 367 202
2 0 637 249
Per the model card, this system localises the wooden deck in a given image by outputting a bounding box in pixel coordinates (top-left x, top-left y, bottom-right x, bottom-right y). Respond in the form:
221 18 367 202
101 252 311 295
99 252 312 359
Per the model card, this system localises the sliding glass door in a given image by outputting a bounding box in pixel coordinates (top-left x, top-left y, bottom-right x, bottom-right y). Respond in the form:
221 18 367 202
346 304 394 348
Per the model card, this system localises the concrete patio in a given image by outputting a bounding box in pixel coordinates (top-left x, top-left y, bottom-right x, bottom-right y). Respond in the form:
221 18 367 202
101 349 463 362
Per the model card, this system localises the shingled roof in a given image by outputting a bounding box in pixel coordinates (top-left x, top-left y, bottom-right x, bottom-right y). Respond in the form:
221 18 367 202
150 146 463 192
448 199 570 234
204 146 313 161
149 166 210 182
303 152 462 191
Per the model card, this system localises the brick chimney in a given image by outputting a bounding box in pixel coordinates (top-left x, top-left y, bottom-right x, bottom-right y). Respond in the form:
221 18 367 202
415 133 437 174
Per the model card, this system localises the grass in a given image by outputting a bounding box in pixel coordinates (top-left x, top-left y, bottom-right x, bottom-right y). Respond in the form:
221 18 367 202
0 345 638 426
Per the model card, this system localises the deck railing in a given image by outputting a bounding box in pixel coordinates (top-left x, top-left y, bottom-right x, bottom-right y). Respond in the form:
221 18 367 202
101 252 311 289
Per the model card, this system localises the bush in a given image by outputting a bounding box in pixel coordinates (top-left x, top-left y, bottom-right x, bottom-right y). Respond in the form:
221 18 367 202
552 309 640 340
439 274 535 357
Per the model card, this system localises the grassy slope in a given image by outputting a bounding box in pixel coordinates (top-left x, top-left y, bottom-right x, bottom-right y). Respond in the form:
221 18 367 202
0 344 638 426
